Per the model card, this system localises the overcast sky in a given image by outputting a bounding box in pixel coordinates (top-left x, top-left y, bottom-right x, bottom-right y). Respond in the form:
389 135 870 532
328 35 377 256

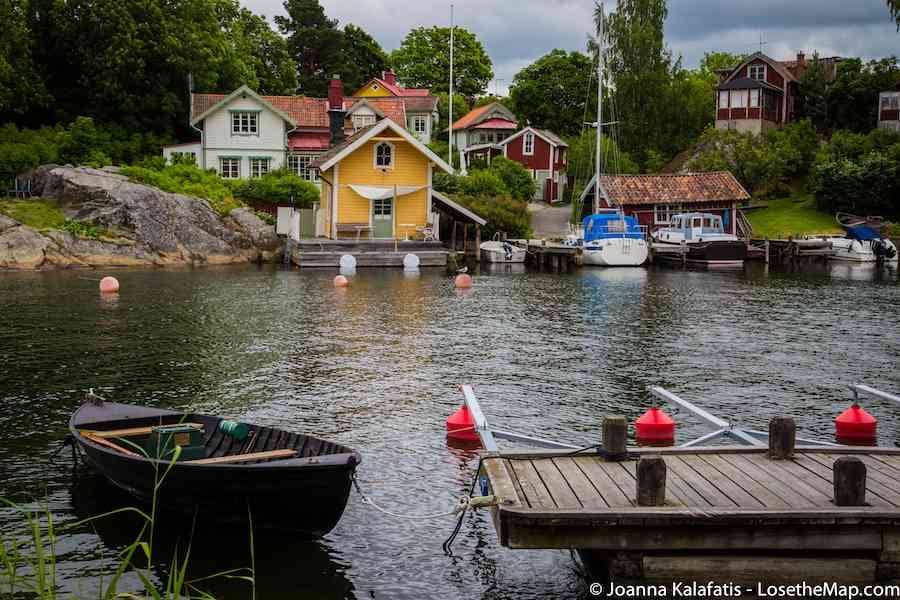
244 0 899 94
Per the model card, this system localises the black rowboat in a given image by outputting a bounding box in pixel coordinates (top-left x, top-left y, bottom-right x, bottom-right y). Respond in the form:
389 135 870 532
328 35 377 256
70 400 361 536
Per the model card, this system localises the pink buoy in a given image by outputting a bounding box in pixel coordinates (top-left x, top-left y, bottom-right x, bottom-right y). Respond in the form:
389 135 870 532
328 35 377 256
333 275 349 287
99 276 119 294
454 273 472 289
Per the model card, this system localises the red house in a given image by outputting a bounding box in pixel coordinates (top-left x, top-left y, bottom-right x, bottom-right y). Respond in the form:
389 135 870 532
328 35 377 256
464 127 568 203
715 52 841 134
579 172 751 236
878 81 900 134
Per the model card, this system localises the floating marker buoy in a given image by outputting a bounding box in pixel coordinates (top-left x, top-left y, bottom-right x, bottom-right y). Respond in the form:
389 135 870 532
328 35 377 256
339 254 357 270
99 276 120 293
454 273 472 289
635 407 676 445
835 403 877 443
333 275 349 287
403 253 420 271
446 405 479 442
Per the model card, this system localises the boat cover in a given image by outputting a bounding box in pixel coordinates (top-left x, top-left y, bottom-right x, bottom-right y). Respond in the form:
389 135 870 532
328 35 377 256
583 213 643 242
845 226 880 241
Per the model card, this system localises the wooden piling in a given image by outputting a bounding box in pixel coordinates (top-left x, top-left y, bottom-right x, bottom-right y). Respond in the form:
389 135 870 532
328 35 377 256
602 416 628 460
768 417 796 460
764 238 770 264
833 456 867 506
636 456 667 506
462 224 469 256
474 225 481 262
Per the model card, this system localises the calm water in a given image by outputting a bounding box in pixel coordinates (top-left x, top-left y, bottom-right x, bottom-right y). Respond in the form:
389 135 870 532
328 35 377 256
1 262 899 599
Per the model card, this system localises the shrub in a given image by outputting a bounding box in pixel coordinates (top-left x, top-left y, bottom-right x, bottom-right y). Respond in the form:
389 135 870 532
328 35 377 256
458 169 508 197
433 172 459 194
0 198 66 229
61 219 106 239
811 152 900 219
229 168 319 207
120 163 240 215
451 193 532 239
488 156 537 202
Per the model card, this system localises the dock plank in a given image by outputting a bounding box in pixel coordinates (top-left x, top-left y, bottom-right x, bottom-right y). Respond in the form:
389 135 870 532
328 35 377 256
552 458 607 509
510 459 557 509
599 461 639 507
741 454 834 507
481 458 521 507
680 455 765 508
620 460 695 507
532 459 582 509
718 453 811 509
573 457 632 507
698 454 791 508
788 454 895 508
801 454 900 507
665 456 737 507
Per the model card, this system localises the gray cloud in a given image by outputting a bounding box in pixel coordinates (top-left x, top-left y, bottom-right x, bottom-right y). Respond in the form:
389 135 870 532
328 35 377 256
245 0 899 94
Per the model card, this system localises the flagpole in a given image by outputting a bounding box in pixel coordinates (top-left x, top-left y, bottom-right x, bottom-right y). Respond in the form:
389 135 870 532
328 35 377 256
448 3 455 169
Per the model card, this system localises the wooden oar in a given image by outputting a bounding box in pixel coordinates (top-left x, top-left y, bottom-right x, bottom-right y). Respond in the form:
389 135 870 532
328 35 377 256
186 449 297 465
81 432 141 457
82 423 204 439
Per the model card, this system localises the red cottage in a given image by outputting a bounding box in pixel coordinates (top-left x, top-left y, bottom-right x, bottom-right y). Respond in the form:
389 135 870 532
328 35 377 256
715 52 842 134
579 172 751 237
878 81 900 134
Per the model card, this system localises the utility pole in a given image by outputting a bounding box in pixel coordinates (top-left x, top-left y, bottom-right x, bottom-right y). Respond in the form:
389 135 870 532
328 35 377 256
448 4 455 169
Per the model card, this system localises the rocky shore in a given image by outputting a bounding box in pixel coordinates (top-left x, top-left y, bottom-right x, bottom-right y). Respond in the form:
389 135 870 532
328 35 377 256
0 166 281 269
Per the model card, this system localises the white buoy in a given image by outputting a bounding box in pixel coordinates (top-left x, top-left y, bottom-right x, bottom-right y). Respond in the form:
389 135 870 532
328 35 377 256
403 253 420 271
339 254 357 270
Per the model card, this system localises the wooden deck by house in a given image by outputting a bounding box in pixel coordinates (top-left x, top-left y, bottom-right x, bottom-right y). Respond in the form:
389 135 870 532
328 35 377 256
481 445 900 582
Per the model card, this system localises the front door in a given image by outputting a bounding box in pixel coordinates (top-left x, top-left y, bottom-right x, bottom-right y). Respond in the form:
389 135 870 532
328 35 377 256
373 197 393 238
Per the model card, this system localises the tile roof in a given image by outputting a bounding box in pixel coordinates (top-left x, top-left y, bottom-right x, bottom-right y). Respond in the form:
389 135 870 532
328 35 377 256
472 118 519 130
191 92 329 127
451 102 517 131
346 97 406 126
402 95 439 113
599 172 750 206
534 129 568 147
309 125 377 169
451 104 491 130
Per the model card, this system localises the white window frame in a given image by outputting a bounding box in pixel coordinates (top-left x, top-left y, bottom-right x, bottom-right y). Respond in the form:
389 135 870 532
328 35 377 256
231 111 259 136
351 113 377 131
882 93 900 110
749 89 759 108
718 90 729 108
523 132 534 155
654 204 675 225
749 64 766 81
219 157 240 179
288 153 320 183
412 115 428 136
731 90 748 109
374 141 395 170
249 157 271 178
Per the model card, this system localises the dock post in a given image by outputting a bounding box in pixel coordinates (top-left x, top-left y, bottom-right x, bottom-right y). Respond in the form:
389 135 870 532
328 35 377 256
463 224 469 256
602 416 628 460
636 456 667 506
833 457 867 506
765 238 770 264
680 240 686 268
451 220 457 251
768 417 796 460
474 225 481 262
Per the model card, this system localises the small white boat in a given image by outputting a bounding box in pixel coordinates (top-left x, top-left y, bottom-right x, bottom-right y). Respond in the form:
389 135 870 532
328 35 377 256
480 236 526 263
651 212 746 268
826 214 898 263
582 212 648 267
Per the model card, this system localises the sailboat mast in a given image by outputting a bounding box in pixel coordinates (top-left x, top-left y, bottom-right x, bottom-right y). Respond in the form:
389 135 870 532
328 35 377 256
448 4 455 168
594 2 604 214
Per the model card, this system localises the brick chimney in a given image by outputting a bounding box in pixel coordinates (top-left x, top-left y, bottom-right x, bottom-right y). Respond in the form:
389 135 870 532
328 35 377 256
328 74 345 146
382 70 397 86
796 52 806 66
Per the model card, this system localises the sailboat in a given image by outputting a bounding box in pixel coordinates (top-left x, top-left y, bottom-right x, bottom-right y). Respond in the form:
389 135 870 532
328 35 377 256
581 3 648 267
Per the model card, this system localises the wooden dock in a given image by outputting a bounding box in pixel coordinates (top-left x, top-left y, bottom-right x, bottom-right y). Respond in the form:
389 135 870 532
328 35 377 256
508 239 582 271
481 445 900 582
290 239 448 268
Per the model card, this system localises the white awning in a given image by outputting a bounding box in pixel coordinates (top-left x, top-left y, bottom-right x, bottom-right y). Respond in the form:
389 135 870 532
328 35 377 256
347 184 427 200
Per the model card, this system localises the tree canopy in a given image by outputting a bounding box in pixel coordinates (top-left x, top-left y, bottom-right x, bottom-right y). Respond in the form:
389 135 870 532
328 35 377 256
276 0 344 97
391 26 493 96
340 24 389 93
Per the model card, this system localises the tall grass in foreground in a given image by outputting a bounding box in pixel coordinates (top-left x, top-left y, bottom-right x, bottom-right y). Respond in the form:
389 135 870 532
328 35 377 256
1 445 255 599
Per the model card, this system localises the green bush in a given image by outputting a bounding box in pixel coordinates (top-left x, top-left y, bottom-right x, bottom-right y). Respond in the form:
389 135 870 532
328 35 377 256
120 163 241 215
229 168 319 207
253 210 276 225
488 156 537 202
811 152 899 219
451 193 532 239
433 172 459 194
458 170 508 197
61 220 106 239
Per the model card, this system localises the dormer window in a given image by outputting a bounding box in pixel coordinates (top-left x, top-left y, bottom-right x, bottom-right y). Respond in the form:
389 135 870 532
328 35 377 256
374 141 394 169
523 132 534 155
231 111 259 135
749 64 765 81
352 114 377 130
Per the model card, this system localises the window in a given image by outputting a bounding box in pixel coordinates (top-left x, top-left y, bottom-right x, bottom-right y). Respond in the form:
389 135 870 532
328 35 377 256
749 89 759 108
249 157 270 178
718 90 729 108
231 112 258 135
352 114 376 130
374 142 394 169
749 64 765 81
523 132 534 155
654 204 675 225
412 115 428 136
882 93 900 110
288 153 320 182
219 157 240 179
731 90 748 109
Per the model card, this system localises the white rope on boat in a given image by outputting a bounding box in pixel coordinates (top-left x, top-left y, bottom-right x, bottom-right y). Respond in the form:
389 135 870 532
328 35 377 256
350 473 472 520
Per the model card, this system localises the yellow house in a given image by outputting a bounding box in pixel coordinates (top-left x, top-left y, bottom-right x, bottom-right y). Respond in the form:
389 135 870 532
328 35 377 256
311 119 454 240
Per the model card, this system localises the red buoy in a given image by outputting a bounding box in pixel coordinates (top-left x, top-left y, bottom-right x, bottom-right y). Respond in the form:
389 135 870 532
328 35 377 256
446 405 479 442
835 404 877 443
635 407 676 445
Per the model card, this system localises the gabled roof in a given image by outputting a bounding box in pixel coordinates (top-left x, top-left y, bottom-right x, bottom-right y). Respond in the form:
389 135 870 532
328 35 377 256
356 77 431 97
345 97 406 126
190 85 301 127
579 172 750 206
472 118 519 130
724 52 797 85
501 126 568 148
310 118 454 174
191 87 329 128
402 96 439 113
451 102 517 131
345 98 387 119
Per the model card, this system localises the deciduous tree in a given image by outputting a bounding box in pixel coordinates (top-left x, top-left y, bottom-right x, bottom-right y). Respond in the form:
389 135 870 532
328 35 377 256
276 0 344 96
391 27 493 96
340 24 389 94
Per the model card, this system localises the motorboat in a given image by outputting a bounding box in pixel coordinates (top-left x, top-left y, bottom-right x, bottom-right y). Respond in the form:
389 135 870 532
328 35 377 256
582 212 648 266
828 213 898 263
480 235 526 263
651 212 746 268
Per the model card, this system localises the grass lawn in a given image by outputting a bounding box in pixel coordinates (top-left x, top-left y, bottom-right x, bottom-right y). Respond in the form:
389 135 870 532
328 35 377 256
746 193 843 239
0 198 66 230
